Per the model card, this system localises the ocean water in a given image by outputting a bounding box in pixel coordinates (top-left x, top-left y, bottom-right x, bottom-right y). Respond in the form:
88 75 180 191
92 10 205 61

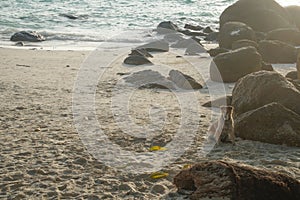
0 0 299 47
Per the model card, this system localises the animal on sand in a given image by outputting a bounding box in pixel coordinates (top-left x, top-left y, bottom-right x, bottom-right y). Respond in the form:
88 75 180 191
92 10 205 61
208 106 235 144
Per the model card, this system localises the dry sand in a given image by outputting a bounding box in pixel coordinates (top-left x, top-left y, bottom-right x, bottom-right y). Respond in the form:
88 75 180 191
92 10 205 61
0 47 299 199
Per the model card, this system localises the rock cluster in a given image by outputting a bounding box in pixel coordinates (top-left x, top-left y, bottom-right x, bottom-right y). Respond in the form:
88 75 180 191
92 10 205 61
209 0 300 83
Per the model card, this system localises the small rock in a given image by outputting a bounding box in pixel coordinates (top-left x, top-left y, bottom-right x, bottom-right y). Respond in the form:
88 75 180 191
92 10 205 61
73 157 87 166
286 71 298 80
15 42 24 46
204 31 219 41
151 184 166 194
179 29 207 37
123 55 152 66
185 43 207 55
171 38 195 48
261 61 274 71
124 70 175 90
184 24 203 31
169 69 202 90
163 33 184 43
129 49 153 58
207 47 229 57
157 21 179 34
137 40 169 52
203 26 213 34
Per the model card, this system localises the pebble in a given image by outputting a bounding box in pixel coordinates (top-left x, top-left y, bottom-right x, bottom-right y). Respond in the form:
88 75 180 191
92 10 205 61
151 184 166 194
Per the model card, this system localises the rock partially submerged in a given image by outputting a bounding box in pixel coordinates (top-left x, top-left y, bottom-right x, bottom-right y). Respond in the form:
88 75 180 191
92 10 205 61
174 160 300 200
235 102 300 147
232 71 300 117
157 21 179 34
10 31 45 42
210 47 262 83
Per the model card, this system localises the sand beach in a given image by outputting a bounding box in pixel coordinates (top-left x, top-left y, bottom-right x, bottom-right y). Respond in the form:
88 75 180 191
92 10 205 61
0 45 299 199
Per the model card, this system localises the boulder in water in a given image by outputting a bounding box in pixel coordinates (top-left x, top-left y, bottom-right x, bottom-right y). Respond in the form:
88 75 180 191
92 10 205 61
157 21 179 34
10 31 45 42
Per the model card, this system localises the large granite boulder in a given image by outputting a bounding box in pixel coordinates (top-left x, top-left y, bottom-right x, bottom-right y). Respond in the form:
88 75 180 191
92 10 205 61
219 22 256 49
258 40 297 63
210 47 262 83
174 160 300 200
235 102 300 147
285 6 300 30
10 31 45 42
232 71 300 116
168 70 202 90
266 28 300 46
220 0 294 32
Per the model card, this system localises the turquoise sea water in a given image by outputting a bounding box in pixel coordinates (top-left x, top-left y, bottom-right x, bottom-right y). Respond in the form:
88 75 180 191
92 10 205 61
0 0 299 46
